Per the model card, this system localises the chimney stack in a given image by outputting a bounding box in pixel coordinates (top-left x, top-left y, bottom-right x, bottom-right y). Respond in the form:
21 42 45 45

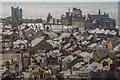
60 60 62 71
98 9 101 15
70 40 74 45
110 64 116 71
53 18 55 24
76 44 79 48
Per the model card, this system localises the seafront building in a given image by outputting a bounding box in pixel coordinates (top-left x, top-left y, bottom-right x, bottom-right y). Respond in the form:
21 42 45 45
61 8 116 29
0 7 120 80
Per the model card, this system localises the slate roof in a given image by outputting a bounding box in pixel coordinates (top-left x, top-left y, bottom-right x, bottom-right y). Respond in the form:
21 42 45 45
97 49 111 57
113 43 120 52
2 76 15 80
33 72 40 77
30 36 44 47
86 62 103 72
68 57 79 67
58 33 71 40
43 31 58 39
62 55 73 62
79 52 91 58
9 66 16 73
63 43 71 49
59 69 80 76
47 40 56 48
73 62 84 69
88 14 108 22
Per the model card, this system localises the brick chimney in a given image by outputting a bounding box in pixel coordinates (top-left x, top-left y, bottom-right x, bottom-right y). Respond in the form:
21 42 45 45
73 54 77 57
76 44 79 48
64 37 69 43
60 60 62 71
110 64 116 71
90 59 95 64
53 18 55 24
12 59 13 63
70 40 74 46
103 61 108 67
85 62 88 64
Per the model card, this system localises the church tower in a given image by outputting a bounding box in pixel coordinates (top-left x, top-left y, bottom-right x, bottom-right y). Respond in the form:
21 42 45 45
11 7 22 20
11 7 22 47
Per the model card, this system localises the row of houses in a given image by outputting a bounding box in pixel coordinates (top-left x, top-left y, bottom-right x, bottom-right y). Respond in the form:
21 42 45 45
1 7 120 80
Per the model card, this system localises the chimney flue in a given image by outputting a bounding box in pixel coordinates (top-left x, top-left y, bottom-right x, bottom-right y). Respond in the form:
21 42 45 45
70 40 74 45
98 9 101 15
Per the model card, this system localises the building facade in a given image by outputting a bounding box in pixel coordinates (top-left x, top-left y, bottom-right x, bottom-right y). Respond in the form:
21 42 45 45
11 7 22 20
87 9 116 29
61 8 116 29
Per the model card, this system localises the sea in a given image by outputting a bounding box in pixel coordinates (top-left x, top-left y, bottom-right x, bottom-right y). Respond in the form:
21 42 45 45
1 2 118 20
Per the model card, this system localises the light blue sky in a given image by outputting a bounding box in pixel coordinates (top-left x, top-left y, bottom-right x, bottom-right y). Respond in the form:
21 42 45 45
1 0 120 2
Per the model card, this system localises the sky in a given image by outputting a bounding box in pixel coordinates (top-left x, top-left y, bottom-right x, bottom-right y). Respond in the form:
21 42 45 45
1 0 120 2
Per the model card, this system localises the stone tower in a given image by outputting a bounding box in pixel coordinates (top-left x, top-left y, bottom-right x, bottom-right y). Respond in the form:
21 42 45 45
11 7 22 47
11 7 22 20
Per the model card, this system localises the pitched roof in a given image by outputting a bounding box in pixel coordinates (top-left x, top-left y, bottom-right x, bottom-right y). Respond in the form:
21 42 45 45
79 52 91 58
30 36 44 47
58 33 71 40
72 50 81 55
88 14 108 22
63 43 71 49
113 44 120 52
47 40 56 48
86 62 103 71
31 67 46 76
31 30 44 39
87 35 94 40
43 31 58 39
62 55 73 62
107 41 113 50
2 54 21 60
88 43 98 48
33 72 39 77
96 49 110 57
73 62 84 68
2 76 15 80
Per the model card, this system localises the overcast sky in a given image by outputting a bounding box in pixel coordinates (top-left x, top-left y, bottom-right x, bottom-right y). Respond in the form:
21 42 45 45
1 0 120 2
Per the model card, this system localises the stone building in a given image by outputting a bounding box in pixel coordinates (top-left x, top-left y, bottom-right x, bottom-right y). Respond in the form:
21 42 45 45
86 9 116 29
61 8 86 28
72 8 86 28
61 8 116 29
11 7 22 20
61 9 72 26
10 7 23 47
28 37 53 54
47 13 52 23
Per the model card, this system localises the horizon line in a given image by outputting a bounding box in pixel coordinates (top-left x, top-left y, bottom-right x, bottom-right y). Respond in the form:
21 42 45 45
1 1 119 2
